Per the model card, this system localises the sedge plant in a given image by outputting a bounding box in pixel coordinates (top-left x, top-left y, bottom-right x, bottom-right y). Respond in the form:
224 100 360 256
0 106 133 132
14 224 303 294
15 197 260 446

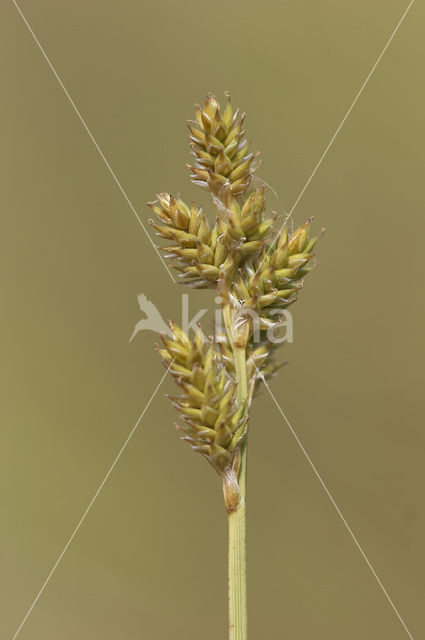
147 93 321 639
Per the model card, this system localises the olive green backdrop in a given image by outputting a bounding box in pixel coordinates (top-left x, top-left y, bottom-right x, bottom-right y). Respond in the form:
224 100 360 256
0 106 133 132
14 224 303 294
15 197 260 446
1 1 424 638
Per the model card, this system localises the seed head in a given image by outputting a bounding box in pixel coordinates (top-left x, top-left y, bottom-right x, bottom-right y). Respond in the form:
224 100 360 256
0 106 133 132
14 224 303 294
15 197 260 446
188 93 259 196
145 93 321 481
158 323 247 475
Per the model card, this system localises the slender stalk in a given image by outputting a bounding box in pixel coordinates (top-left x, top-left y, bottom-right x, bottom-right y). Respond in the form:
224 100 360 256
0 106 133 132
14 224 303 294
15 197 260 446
228 346 248 640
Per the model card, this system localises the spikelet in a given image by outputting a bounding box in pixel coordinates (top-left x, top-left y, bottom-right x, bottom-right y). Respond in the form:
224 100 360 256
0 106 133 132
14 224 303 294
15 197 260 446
188 93 259 196
211 183 274 259
148 193 230 287
229 218 321 339
156 323 247 475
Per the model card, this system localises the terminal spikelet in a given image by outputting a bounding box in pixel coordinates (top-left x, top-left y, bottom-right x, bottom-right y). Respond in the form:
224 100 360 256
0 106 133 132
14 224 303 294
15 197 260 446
188 92 259 196
157 323 247 475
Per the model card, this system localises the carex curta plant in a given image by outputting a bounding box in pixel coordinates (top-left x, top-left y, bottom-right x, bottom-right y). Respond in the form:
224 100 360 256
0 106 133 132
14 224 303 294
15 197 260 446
146 93 322 640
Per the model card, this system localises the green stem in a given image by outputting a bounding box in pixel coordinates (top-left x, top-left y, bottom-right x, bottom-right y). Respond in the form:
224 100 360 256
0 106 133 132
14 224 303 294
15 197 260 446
228 346 248 640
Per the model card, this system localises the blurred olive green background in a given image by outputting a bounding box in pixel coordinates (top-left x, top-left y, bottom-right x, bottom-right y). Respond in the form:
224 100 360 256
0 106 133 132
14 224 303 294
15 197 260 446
1 1 424 638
